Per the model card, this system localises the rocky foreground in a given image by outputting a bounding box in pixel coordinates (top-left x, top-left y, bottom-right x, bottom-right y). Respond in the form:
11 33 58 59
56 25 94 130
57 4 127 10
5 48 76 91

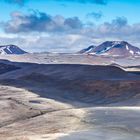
0 54 139 140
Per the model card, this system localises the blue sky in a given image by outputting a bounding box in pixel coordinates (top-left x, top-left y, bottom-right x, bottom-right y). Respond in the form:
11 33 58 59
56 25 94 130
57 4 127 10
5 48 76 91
0 0 140 52
1 0 140 24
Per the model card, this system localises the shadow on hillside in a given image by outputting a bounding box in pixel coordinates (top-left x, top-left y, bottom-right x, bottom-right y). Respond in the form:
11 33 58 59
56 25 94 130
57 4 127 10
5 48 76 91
0 59 140 107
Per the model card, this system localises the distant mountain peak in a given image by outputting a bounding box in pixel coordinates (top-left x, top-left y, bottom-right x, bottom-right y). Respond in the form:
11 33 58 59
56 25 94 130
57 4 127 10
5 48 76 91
79 41 140 57
0 45 27 55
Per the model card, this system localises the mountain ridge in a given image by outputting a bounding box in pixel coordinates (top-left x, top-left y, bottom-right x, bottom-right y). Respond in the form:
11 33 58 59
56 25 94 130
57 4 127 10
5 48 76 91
79 41 140 57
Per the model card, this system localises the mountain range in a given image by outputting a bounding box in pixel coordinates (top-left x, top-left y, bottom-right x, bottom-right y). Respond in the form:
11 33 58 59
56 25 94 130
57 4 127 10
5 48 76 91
79 41 140 57
1 41 140 57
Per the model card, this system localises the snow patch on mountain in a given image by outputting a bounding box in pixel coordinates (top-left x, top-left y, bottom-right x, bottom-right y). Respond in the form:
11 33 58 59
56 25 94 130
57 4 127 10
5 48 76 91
126 45 129 50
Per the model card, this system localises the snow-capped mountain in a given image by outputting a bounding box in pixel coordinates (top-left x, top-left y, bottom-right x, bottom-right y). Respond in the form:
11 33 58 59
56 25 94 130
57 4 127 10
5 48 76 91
0 45 27 55
79 41 140 57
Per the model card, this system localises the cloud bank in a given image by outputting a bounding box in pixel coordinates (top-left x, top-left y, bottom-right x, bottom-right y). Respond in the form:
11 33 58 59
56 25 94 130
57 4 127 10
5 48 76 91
1 11 140 52
2 11 83 33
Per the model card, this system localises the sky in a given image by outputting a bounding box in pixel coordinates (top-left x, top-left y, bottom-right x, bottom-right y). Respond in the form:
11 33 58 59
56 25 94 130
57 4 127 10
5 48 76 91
0 0 140 52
